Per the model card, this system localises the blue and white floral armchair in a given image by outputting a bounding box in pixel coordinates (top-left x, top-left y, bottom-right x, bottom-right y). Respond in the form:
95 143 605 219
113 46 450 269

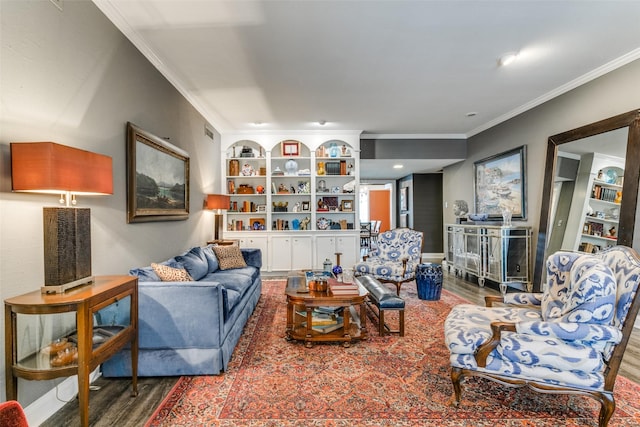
354 228 423 295
444 246 640 427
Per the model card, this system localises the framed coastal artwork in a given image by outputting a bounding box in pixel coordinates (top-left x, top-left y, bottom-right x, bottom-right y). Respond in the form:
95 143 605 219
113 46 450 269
126 122 190 223
473 145 526 220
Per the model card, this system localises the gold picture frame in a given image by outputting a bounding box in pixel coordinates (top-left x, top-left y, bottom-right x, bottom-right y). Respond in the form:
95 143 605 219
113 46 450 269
340 200 353 212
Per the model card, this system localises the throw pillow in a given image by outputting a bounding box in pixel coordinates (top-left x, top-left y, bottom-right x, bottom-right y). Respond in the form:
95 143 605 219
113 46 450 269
212 245 247 270
202 245 220 272
151 263 193 282
175 247 209 281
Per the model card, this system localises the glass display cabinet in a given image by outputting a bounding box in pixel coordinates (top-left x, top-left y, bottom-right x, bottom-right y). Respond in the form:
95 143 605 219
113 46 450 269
4 275 138 427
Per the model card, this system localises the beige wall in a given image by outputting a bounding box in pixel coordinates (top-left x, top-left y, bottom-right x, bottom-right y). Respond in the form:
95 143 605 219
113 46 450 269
0 0 221 404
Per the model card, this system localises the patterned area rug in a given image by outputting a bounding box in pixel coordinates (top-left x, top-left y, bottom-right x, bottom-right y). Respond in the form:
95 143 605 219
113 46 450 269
146 279 640 426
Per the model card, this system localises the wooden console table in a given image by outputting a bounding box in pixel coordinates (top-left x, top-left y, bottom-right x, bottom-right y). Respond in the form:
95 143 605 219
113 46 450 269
4 275 138 427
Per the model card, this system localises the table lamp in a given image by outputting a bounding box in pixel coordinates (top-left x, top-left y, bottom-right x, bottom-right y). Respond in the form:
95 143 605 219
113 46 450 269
11 142 113 293
206 194 230 241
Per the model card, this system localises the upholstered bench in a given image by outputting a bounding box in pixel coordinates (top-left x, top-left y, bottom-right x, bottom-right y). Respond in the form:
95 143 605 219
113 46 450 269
357 275 405 336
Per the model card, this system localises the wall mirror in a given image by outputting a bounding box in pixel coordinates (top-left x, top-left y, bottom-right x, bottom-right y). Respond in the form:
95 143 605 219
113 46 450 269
533 109 640 291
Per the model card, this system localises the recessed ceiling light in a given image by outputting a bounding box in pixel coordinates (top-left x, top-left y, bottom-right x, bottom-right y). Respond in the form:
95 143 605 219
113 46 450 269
498 51 519 67
318 120 327 126
393 164 403 169
466 112 478 117
252 121 265 126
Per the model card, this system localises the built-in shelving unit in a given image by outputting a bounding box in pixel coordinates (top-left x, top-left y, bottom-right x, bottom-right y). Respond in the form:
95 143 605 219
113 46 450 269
220 132 361 271
562 153 624 253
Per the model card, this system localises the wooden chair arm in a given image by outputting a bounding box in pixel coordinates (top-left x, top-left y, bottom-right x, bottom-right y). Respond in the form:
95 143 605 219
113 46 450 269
475 322 517 367
401 257 409 275
485 295 505 307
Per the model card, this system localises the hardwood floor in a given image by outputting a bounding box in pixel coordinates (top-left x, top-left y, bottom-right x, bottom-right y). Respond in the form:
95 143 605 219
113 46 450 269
40 271 640 426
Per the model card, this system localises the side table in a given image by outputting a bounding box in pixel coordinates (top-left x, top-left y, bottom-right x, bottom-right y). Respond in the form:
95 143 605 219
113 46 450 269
4 275 138 427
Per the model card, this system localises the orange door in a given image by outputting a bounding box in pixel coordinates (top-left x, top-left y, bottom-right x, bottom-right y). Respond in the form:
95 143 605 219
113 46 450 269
369 189 391 232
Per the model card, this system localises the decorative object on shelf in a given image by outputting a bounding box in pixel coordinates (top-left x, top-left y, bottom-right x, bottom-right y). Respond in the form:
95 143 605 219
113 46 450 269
278 183 289 193
302 201 310 211
316 146 326 158
317 179 327 192
317 161 326 175
453 200 469 223
317 217 330 230
273 201 288 212
615 191 623 204
292 219 300 230
241 163 255 176
272 166 284 176
501 206 513 226
331 186 341 194
259 167 266 176
300 216 311 230
250 218 265 230
206 194 231 241
323 196 339 211
293 202 301 212
297 181 310 194
256 204 266 212
256 185 265 194
604 169 618 184
343 179 356 193
281 140 300 156
341 144 350 156
229 159 240 176
237 184 255 194
329 142 339 157
10 141 113 293
340 200 353 212
240 146 254 157
468 213 489 221
285 158 298 175
325 161 341 175
323 258 332 272
474 145 527 220
227 179 235 194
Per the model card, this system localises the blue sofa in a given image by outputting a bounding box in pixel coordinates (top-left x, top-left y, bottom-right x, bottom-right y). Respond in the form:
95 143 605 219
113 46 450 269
101 244 262 377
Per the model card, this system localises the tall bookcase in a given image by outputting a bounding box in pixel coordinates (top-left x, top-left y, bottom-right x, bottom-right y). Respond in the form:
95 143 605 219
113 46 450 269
220 132 361 272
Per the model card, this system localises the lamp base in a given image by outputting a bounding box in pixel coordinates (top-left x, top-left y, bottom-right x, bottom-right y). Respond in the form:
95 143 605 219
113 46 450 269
41 275 95 294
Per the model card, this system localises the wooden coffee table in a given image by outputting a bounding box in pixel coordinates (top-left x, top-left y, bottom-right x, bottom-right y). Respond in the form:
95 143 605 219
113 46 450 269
285 274 368 347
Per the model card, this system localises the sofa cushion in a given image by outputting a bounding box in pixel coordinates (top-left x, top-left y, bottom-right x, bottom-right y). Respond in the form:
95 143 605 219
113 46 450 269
151 263 193 282
175 247 209 281
213 245 247 270
202 245 220 272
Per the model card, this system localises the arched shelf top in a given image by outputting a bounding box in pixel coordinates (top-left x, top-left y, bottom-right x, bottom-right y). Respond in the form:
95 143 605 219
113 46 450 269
225 140 265 159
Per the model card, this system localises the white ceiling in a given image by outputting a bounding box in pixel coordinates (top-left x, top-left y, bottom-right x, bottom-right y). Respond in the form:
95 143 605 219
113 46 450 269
94 0 640 179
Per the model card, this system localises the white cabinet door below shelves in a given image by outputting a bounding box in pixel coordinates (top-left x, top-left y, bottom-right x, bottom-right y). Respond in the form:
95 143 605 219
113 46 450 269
292 236 313 270
315 234 358 270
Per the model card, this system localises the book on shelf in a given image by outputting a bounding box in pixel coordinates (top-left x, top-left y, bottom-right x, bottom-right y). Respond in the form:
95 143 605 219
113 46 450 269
312 317 344 333
296 309 339 325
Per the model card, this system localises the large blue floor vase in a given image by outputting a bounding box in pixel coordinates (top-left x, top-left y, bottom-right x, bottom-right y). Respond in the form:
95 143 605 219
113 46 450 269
416 263 443 300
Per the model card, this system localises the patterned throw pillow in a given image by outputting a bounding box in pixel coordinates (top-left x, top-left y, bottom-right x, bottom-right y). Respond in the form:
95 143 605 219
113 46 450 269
212 245 247 270
151 263 193 282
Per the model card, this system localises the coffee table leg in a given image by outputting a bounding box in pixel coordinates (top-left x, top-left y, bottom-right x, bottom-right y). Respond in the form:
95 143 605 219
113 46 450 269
285 300 294 340
359 302 368 339
305 307 313 347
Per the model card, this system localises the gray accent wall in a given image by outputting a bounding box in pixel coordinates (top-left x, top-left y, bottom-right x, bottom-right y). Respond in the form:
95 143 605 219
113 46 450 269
0 0 220 406
443 58 640 261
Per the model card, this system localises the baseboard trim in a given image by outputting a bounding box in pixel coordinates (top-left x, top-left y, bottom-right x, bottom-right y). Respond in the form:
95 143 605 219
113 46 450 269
24 367 100 426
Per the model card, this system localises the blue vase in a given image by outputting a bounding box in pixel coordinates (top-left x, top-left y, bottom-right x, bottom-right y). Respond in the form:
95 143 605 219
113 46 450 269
416 263 443 300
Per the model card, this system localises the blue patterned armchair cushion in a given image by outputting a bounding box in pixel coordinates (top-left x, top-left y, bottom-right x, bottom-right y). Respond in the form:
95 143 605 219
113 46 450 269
541 253 617 324
354 228 423 281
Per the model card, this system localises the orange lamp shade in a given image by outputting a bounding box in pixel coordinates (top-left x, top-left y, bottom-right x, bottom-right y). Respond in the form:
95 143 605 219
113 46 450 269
206 194 230 210
10 142 113 195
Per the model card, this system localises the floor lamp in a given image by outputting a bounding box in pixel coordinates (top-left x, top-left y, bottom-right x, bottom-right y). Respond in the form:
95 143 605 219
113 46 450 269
206 194 230 242
10 142 113 293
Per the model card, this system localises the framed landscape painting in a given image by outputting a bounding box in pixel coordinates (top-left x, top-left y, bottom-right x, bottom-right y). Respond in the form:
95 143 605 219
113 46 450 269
127 122 190 223
473 145 526 220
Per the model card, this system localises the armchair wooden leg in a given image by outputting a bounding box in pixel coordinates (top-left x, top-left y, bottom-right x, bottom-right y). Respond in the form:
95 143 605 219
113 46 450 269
598 392 615 427
449 367 463 407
